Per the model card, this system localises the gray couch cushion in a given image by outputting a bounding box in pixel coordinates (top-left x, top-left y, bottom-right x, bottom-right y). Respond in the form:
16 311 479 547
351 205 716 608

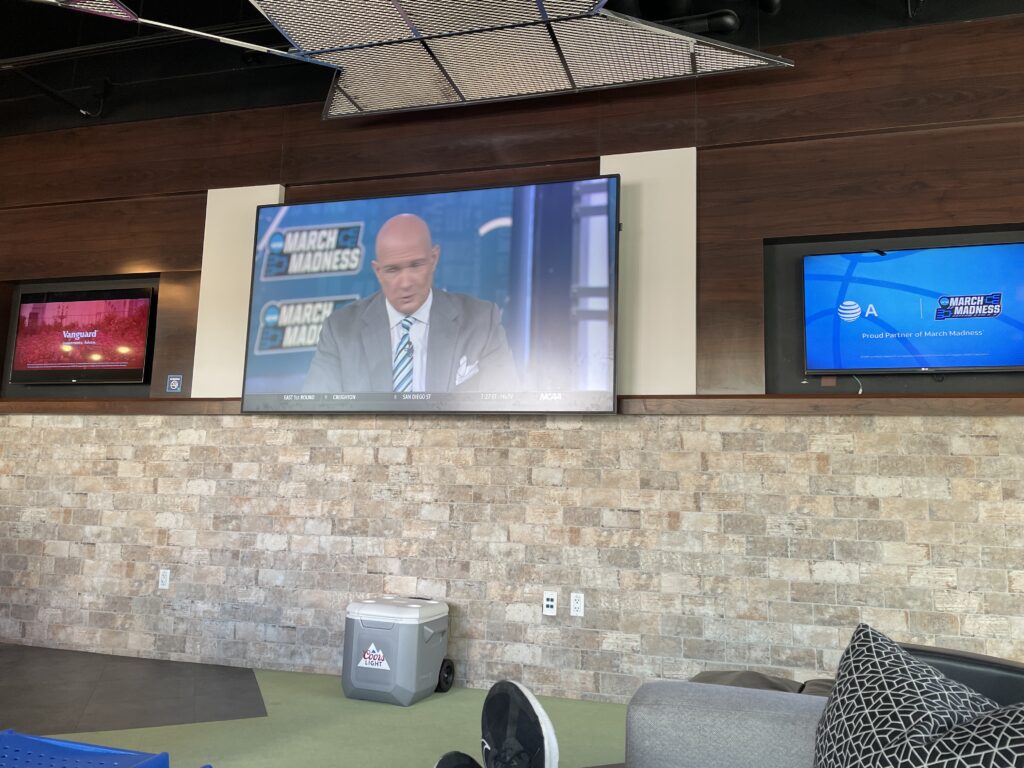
627 680 826 768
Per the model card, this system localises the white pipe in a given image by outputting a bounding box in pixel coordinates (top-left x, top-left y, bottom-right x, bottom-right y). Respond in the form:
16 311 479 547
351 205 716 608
138 17 301 59
25 0 341 70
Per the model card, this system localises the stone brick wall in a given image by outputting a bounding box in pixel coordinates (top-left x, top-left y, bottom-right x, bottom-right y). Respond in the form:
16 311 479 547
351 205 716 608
0 412 1021 702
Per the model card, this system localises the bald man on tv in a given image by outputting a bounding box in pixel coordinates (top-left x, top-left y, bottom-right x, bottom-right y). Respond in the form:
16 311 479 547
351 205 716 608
303 213 519 394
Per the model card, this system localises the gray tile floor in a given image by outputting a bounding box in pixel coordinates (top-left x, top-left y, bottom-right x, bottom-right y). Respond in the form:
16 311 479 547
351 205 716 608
0 643 266 734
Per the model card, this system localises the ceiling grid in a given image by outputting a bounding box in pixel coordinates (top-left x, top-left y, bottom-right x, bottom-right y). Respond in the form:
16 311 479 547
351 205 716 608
33 0 793 118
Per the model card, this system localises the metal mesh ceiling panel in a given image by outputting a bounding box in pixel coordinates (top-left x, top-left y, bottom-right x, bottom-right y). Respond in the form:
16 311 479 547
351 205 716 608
554 14 696 88
251 0 411 51
287 3 790 118
428 24 571 101
400 0 543 37
539 0 602 18
323 73 361 117
252 0 603 51
317 42 460 114
46 0 791 120
62 0 138 21
694 41 769 74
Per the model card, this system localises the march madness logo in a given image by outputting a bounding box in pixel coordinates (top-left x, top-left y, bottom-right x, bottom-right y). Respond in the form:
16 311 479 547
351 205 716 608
357 643 390 670
255 296 356 354
935 293 1002 320
261 223 364 279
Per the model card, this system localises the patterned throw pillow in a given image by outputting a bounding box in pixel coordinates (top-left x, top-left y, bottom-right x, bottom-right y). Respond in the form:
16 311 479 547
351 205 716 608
814 624 1024 768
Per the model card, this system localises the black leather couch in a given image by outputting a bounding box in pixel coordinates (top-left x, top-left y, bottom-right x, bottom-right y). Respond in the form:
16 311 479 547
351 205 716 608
900 642 1024 705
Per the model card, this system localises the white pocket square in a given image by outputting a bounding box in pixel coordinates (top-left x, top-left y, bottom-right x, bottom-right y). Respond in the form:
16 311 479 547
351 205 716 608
455 355 480 386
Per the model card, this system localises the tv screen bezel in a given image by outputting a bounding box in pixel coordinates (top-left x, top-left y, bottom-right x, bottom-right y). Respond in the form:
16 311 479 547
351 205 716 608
801 239 1024 376
240 174 621 415
6 282 158 386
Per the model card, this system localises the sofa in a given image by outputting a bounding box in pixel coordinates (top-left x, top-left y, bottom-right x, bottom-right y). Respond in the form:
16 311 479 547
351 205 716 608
624 642 1024 768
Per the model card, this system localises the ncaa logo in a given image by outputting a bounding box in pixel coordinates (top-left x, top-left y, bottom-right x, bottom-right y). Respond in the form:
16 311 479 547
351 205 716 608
269 232 285 255
837 300 862 322
263 304 281 327
259 303 284 351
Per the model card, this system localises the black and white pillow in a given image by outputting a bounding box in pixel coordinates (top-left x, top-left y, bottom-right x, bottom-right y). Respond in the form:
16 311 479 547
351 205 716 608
814 624 1024 768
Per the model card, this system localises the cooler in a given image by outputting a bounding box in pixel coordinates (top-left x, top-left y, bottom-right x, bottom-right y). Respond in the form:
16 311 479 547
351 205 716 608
342 596 452 706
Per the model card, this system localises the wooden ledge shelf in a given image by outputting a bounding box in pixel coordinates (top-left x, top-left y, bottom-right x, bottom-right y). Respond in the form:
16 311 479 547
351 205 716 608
0 399 242 416
618 395 1024 416
0 396 1022 418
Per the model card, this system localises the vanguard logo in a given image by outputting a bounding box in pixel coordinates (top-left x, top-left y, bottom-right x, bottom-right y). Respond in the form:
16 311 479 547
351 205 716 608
261 223 364 280
254 295 357 354
935 293 1002 320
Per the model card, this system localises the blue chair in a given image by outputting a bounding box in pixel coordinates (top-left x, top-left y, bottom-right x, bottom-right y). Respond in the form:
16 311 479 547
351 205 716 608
0 729 213 768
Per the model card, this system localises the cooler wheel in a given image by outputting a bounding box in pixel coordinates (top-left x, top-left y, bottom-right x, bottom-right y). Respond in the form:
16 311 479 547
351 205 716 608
436 657 455 692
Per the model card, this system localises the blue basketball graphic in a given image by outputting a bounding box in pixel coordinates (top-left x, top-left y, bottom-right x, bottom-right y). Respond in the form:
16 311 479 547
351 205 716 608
804 245 1024 372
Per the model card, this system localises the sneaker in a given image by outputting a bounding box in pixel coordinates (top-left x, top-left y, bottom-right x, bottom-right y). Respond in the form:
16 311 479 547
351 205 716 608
436 752 483 768
480 681 558 768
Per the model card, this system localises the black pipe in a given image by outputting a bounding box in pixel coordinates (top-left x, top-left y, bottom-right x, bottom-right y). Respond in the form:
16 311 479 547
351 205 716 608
662 9 741 35
6 69 105 117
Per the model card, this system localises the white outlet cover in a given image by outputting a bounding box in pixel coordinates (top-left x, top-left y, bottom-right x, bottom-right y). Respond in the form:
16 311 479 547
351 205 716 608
570 592 584 616
158 569 170 589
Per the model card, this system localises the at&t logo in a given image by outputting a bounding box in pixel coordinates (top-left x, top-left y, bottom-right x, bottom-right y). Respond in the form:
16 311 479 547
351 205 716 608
837 300 878 322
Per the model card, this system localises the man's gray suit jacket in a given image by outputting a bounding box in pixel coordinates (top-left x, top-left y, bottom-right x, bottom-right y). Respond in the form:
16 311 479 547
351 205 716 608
302 290 519 393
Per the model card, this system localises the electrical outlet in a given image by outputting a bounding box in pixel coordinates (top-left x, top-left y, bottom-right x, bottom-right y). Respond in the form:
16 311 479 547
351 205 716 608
570 592 584 617
158 569 170 590
542 590 557 616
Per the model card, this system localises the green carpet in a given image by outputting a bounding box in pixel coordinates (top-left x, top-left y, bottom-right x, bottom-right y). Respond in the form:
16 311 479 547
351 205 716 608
52 669 627 768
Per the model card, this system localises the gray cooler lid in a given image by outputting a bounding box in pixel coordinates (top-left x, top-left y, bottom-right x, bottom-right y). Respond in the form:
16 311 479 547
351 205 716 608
346 596 449 624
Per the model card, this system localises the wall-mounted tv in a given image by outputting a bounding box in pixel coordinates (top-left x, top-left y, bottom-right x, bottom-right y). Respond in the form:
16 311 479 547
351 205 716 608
8 285 156 385
803 241 1024 374
242 175 620 413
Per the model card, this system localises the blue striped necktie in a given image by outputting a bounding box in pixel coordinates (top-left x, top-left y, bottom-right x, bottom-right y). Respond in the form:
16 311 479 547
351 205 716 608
392 316 413 392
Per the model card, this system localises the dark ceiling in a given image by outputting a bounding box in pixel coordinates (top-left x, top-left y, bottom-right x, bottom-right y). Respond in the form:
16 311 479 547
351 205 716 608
1 0 1022 136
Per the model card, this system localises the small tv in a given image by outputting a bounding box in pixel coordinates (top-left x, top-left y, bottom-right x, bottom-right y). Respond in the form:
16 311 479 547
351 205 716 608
9 285 156 385
242 175 620 413
803 241 1024 374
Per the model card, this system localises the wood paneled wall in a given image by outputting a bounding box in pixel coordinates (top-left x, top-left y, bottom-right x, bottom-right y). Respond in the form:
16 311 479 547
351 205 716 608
0 112 286 209
0 195 206 399
694 18 1024 146
1 14 1021 396
698 121 1024 392
148 271 202 398
695 16 1024 392
0 196 207 279
285 160 600 204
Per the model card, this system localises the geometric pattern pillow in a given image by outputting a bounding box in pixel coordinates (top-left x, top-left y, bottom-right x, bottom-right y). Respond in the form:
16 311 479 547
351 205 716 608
814 624 1024 768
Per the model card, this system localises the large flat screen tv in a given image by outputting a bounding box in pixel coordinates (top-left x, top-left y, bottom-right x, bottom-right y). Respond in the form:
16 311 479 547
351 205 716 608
9 285 156 385
242 175 619 413
803 241 1024 374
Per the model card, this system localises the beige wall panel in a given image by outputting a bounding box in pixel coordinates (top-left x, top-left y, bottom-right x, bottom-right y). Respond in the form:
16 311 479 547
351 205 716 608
601 148 697 396
192 185 284 398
